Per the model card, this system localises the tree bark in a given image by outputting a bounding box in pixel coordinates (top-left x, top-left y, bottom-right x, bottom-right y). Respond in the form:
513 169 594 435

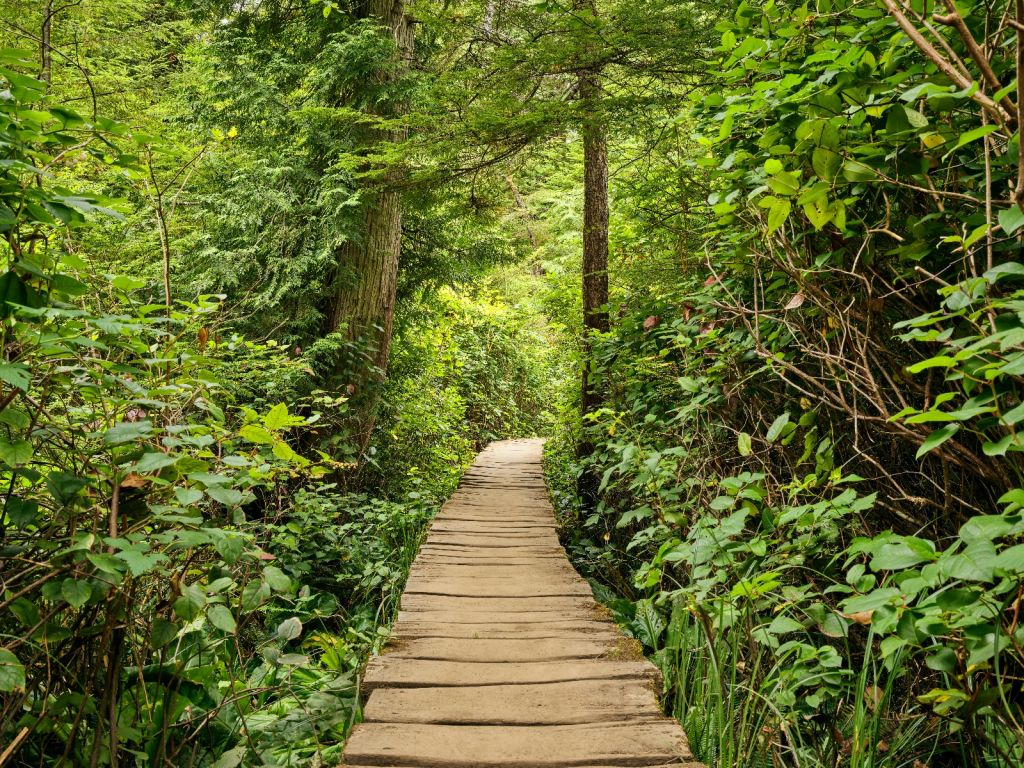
41 0 53 84
575 0 609 505
329 0 413 453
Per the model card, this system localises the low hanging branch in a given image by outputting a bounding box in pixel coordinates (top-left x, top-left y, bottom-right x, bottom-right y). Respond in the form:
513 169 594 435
880 0 1024 209
880 0 1012 123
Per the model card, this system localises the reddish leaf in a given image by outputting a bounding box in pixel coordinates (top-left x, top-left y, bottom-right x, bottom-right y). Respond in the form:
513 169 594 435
784 292 805 310
119 473 148 489
643 315 660 332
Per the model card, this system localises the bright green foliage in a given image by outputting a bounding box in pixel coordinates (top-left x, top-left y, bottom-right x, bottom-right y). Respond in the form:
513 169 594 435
544 1 1024 767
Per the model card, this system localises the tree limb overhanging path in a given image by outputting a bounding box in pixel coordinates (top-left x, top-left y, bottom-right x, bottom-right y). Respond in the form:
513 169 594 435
342 439 700 767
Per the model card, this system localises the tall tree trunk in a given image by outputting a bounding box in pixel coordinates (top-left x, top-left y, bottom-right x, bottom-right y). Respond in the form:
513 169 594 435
329 0 413 454
575 0 609 505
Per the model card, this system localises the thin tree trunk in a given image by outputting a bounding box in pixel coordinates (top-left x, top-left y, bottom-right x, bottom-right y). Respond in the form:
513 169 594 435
505 175 541 268
575 0 609 505
329 0 414 453
41 0 53 84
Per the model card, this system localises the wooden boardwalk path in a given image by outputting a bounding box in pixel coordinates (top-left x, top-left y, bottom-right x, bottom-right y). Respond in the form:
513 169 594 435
342 439 699 767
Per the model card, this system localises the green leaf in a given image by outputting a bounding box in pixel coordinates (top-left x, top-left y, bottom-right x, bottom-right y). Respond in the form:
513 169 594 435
939 541 998 582
959 515 1021 544
906 355 956 373
925 647 958 672
111 275 146 291
210 746 247 768
150 618 179 649
998 206 1024 235
870 537 936 570
206 486 244 507
61 579 91 609
766 615 803 634
103 419 154 445
766 171 800 197
263 403 303 430
811 147 841 182
277 616 303 641
0 648 26 692
238 424 274 444
0 438 32 466
87 552 125 575
764 158 783 174
7 496 38 528
115 549 166 577
766 197 791 235
263 565 292 592
737 432 752 456
915 424 959 459
0 363 31 391
46 471 89 506
766 412 791 443
842 160 876 182
216 535 245 565
133 452 178 473
207 605 237 633
984 261 1024 282
948 124 998 154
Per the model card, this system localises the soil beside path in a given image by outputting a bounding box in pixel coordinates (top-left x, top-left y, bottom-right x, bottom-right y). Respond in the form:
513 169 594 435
342 439 700 767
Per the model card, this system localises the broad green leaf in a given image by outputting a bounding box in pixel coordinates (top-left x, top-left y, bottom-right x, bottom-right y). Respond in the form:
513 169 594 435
239 424 274 444
61 579 91 609
207 605 237 633
133 452 178 473
0 648 25 692
811 147 841 182
766 615 803 634
103 419 154 445
959 515 1022 544
948 124 998 154
0 363 31 391
277 616 303 641
766 412 790 442
206 486 244 507
925 647 957 672
915 424 959 459
998 206 1024 235
263 403 303 430
766 197 791 235
939 541 998 582
150 618 179 649
0 438 32 466
737 432 752 456
263 565 292 592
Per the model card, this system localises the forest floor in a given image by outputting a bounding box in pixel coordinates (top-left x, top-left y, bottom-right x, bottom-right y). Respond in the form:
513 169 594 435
341 439 698 767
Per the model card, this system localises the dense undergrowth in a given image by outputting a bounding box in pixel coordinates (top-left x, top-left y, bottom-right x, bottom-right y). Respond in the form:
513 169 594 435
9 0 1024 766
545 2 1024 768
0 41 557 766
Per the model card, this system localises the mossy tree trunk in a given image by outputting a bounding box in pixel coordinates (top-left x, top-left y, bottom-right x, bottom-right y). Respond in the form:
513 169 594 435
575 0 610 506
329 0 414 454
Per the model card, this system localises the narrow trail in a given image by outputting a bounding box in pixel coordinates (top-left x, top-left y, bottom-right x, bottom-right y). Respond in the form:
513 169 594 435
342 439 699 767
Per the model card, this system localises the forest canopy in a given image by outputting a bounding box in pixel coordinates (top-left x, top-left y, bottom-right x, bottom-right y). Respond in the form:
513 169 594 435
3 1 1024 767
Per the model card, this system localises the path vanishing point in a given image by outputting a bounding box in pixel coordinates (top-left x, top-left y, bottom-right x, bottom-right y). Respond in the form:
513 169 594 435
342 439 700 767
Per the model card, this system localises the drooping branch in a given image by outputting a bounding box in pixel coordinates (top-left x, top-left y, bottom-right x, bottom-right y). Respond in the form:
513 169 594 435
880 0 1013 125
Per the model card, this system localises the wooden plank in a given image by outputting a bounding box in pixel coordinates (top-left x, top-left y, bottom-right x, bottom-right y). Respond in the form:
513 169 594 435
342 721 693 767
362 659 661 691
362 679 662 725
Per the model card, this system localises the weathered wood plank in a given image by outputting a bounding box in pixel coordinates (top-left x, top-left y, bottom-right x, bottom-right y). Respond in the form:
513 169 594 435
343 439 697 767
